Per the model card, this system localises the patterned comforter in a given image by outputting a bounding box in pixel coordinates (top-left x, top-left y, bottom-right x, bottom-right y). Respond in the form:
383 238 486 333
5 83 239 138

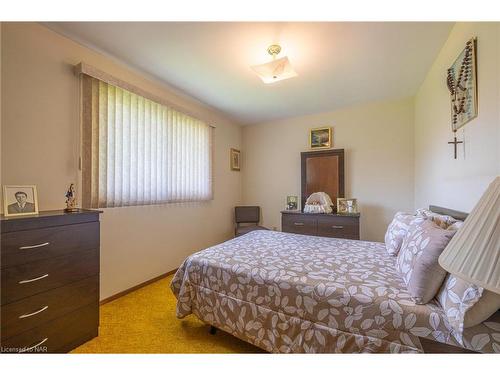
171 230 500 353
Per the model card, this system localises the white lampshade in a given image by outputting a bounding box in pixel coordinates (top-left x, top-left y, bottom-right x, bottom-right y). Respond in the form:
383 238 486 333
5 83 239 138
251 56 298 84
439 176 500 293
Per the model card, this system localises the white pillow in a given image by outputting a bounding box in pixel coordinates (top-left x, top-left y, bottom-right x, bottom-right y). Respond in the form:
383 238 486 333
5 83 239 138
447 220 464 231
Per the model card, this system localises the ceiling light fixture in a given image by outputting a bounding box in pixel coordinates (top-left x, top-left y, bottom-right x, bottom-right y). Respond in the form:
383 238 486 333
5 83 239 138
251 44 297 84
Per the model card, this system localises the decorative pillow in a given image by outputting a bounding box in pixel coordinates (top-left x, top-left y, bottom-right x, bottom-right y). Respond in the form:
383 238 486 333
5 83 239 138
415 208 458 229
465 290 500 328
447 220 464 231
384 212 418 256
396 219 456 304
436 274 483 342
436 274 500 336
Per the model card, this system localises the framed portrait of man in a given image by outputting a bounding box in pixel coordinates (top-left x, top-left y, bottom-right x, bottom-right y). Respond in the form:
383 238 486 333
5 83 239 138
2 185 39 217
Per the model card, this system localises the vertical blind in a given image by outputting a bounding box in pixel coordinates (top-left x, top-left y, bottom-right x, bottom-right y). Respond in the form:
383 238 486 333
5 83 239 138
81 75 213 208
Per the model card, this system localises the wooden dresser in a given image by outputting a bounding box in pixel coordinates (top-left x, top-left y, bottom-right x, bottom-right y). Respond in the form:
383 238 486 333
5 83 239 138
281 211 360 240
1 210 101 353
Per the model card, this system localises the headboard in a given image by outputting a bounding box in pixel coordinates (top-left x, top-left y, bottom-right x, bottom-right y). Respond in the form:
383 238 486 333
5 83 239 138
429 205 468 221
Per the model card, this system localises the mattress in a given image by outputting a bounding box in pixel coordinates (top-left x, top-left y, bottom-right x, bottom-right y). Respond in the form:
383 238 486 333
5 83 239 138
171 230 500 353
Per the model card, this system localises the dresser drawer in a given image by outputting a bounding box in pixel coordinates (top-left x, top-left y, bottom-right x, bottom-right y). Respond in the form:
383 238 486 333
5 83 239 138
317 216 359 239
1 222 99 269
282 214 317 235
0 303 98 353
1 276 98 340
1 249 99 305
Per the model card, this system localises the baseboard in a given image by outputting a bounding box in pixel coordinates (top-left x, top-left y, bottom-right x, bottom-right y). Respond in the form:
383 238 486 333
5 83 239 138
100 269 178 305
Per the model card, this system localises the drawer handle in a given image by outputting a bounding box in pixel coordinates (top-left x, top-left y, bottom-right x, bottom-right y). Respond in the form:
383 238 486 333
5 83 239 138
293 222 305 226
19 242 50 250
19 274 49 284
331 225 344 229
19 337 48 353
19 305 49 319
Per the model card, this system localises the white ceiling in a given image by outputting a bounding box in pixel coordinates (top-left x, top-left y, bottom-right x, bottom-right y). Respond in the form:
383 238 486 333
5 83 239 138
45 22 453 125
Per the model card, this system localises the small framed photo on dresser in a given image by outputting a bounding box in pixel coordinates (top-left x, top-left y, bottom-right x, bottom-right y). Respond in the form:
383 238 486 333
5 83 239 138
2 185 39 217
337 198 358 215
286 195 298 210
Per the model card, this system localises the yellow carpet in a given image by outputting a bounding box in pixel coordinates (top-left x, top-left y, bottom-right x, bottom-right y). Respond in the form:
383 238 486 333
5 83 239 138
72 275 264 353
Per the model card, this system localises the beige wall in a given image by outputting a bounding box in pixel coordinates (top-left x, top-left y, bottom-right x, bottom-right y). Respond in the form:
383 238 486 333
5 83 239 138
414 23 500 212
1 23 242 300
242 98 415 242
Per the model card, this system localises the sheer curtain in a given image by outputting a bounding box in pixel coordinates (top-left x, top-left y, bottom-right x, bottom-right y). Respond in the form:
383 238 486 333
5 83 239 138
81 75 213 208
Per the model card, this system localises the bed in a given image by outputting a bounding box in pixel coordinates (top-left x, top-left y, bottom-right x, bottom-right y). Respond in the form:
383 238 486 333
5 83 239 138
171 223 499 353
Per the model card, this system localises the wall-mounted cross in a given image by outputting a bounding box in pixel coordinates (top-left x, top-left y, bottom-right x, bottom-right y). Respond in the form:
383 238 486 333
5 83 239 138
448 135 463 159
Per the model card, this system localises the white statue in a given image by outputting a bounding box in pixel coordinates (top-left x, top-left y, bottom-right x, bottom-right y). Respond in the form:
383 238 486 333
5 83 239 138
303 192 334 214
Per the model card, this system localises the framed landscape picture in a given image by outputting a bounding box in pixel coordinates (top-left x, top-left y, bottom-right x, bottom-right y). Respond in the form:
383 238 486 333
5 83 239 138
3 185 39 217
310 127 332 149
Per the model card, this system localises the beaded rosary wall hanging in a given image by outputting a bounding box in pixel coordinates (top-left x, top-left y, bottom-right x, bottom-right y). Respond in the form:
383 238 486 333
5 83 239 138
446 37 477 159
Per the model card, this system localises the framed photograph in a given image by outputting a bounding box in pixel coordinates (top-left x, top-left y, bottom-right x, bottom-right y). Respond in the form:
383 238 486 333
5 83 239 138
286 195 298 210
230 148 240 171
337 198 358 215
310 127 332 150
3 185 39 217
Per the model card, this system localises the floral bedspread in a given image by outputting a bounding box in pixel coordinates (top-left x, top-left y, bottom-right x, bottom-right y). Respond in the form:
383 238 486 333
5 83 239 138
170 230 500 353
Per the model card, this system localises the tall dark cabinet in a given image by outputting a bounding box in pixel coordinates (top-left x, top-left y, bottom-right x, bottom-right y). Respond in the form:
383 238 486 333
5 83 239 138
1 210 101 353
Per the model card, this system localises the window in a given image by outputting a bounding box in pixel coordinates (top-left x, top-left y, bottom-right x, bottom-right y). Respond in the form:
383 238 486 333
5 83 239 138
81 74 213 208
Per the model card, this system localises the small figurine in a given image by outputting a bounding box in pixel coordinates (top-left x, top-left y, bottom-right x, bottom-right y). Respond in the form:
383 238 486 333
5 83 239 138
64 183 78 212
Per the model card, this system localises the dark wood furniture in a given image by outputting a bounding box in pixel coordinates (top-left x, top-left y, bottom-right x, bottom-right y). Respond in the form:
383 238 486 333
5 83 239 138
284 149 359 239
301 149 344 211
420 337 476 353
1 209 101 353
281 211 360 240
234 206 268 237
